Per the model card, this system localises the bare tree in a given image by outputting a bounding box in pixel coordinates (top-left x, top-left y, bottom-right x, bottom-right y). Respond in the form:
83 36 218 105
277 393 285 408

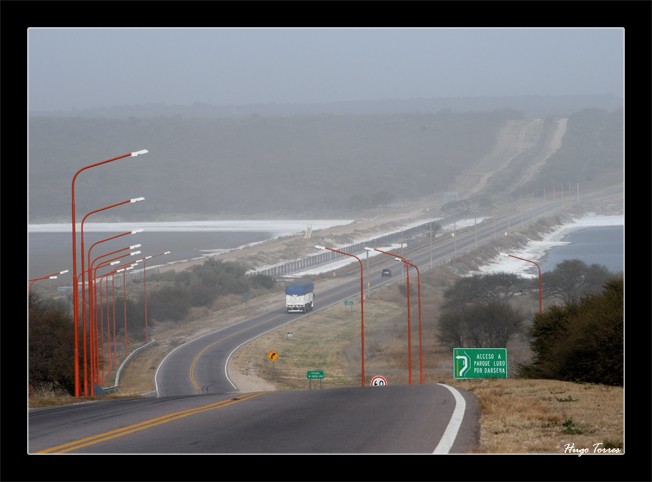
542 259 614 305
443 272 523 311
437 300 524 349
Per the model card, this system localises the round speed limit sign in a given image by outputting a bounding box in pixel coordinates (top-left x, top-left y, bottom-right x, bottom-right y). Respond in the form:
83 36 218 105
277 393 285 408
370 375 388 386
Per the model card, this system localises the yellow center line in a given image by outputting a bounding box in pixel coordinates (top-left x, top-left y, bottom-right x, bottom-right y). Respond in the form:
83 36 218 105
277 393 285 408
189 318 276 391
36 391 265 453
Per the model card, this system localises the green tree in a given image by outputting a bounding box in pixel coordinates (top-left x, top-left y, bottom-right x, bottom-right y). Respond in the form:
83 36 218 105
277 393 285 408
148 285 192 321
29 295 75 394
519 277 623 386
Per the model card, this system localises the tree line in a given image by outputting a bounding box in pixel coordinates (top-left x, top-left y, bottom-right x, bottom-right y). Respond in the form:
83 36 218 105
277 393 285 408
435 259 622 385
29 259 275 395
29 257 623 395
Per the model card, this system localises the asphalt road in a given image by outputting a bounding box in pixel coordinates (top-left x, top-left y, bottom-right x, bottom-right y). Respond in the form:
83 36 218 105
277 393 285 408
29 383 478 454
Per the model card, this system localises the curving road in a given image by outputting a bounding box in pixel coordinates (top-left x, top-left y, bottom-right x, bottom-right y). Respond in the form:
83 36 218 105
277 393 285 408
29 384 478 454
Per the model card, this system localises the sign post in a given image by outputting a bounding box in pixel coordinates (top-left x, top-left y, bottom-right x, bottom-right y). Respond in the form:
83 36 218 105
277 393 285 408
370 375 388 386
453 348 508 379
307 370 324 389
267 349 279 376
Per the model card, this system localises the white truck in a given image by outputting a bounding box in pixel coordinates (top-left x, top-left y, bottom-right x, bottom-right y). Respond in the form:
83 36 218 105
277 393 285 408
285 280 315 313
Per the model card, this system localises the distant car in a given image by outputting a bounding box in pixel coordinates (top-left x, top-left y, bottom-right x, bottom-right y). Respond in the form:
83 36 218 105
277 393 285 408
381 268 392 277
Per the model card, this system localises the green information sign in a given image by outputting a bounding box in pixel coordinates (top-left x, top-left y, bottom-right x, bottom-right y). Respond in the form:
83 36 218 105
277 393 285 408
453 348 508 379
307 370 325 379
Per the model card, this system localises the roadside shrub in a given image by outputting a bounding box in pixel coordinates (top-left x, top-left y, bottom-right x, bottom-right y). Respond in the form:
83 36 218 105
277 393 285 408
148 285 192 321
518 278 623 386
29 295 75 395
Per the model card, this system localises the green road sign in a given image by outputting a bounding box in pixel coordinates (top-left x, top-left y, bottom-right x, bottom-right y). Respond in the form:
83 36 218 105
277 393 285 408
307 370 324 379
453 348 507 379
344 300 354 306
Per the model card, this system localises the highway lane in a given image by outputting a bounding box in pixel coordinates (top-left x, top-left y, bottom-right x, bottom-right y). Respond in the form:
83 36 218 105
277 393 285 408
155 272 395 396
29 384 478 454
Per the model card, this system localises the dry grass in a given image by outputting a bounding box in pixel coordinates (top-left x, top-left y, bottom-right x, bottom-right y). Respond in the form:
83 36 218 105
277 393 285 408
448 378 623 454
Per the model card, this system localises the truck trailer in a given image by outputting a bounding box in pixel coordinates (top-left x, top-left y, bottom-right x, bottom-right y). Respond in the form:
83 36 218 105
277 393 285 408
285 280 315 313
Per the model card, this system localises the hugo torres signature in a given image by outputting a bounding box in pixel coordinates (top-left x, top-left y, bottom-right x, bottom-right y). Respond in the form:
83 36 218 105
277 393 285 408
563 442 621 456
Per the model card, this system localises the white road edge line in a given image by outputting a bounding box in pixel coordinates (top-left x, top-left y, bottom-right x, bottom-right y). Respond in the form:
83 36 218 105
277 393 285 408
433 383 467 454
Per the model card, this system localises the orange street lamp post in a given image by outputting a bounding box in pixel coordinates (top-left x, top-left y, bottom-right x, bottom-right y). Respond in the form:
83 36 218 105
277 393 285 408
70 149 148 396
403 259 423 384
315 245 366 388
365 247 415 384
90 250 141 392
81 197 145 394
501 252 543 314
116 265 137 358
90 260 122 396
143 251 171 343
88 251 140 396
29 269 69 297
87 230 144 372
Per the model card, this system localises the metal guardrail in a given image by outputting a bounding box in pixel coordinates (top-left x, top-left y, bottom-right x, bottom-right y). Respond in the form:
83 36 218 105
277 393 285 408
248 221 438 279
102 339 157 393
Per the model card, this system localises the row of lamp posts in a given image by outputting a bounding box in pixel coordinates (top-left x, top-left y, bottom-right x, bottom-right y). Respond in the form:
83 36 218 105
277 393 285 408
67 148 171 397
314 244 425 387
32 152 543 395
313 243 543 388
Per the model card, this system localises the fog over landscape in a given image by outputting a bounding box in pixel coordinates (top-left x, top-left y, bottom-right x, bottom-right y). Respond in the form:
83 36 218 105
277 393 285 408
29 28 623 113
27 27 624 225
17 8 642 469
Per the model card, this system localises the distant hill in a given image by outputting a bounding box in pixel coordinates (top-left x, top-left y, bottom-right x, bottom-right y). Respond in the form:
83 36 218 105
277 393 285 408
27 98 623 224
30 94 622 120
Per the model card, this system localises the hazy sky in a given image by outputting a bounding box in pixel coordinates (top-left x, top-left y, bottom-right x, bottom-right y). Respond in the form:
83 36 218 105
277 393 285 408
28 27 623 112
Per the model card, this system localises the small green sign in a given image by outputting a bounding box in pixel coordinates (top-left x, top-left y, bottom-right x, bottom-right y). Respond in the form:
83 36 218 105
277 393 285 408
344 300 354 306
307 370 324 379
453 348 507 379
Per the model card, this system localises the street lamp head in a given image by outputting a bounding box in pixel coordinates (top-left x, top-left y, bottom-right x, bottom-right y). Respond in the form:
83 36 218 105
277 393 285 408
59 270 69 275
131 228 144 234
500 252 509 257
130 244 142 249
131 149 148 157
164 251 171 255
110 260 120 266
130 250 141 256
394 257 403 263
130 197 145 203
315 245 325 250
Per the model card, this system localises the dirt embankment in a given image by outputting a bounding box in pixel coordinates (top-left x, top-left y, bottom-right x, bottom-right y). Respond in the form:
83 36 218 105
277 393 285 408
454 117 568 199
